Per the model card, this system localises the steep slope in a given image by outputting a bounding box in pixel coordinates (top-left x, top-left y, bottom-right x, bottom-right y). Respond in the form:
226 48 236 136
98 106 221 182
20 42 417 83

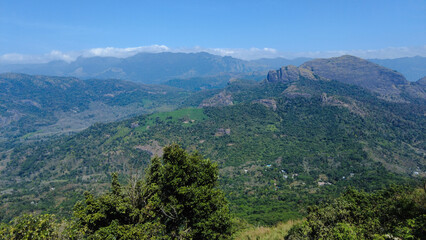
267 55 425 103
399 76 426 103
0 73 187 145
301 55 408 99
415 76 426 88
1 78 424 223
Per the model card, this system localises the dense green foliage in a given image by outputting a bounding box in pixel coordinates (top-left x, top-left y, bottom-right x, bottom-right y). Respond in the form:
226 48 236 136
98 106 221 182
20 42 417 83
72 144 231 239
1 57 425 239
0 145 231 239
1 185 424 240
286 186 426 239
1 78 424 225
0 214 60 239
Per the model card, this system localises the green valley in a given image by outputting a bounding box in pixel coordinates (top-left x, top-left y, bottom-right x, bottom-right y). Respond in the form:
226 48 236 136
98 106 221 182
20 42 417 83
0 73 188 147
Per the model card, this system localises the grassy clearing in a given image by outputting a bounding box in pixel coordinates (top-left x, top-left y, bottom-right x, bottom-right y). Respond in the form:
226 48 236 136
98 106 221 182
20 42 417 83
234 219 302 240
149 107 207 122
104 126 131 145
135 108 208 132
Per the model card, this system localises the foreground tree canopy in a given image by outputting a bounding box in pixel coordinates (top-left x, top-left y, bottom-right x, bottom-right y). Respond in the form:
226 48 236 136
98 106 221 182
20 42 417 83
1 144 231 239
69 144 232 239
1 145 424 239
0 144 224 239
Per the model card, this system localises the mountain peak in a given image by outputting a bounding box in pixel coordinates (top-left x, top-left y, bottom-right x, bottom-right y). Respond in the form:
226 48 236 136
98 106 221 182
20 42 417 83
332 54 363 61
265 55 426 102
300 55 409 98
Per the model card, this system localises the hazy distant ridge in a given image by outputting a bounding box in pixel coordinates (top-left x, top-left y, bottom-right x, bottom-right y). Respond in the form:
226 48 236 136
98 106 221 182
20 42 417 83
3 52 424 83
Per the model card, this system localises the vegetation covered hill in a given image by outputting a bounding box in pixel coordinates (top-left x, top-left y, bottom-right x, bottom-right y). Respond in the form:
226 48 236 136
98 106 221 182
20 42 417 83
1 74 424 223
0 73 187 146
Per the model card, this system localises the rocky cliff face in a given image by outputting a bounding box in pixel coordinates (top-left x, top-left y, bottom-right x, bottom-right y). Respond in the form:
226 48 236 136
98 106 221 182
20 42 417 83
267 65 317 83
266 55 425 103
199 90 234 107
300 55 408 97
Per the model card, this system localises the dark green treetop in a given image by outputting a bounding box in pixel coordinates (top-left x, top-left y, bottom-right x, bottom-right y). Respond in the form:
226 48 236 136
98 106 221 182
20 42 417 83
72 144 232 239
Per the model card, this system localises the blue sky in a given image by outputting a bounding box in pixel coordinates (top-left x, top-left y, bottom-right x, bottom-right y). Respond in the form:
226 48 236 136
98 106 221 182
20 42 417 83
1 0 425 63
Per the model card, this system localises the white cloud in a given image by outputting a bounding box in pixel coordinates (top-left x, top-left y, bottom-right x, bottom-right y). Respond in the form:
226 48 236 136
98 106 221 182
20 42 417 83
47 50 75 62
201 47 280 60
0 50 76 64
1 45 426 64
82 45 170 58
0 53 26 63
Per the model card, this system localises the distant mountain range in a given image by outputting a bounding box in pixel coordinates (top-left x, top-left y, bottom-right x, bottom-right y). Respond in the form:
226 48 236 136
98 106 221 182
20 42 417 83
369 56 426 82
2 52 424 83
0 53 307 84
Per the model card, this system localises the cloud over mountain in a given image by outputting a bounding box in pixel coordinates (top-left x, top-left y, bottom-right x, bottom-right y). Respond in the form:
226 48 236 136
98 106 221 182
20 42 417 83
1 45 426 64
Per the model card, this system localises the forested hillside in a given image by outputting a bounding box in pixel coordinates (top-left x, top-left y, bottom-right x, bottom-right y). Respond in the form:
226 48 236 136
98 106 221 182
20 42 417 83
1 75 424 224
0 73 187 147
2 0 425 238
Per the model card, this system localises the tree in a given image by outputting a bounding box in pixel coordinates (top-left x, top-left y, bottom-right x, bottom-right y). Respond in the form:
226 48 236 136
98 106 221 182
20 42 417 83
143 144 232 239
0 214 60 240
285 186 426 240
72 144 231 239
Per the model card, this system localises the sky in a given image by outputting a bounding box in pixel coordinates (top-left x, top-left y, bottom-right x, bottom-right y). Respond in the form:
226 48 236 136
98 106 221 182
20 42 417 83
0 0 425 63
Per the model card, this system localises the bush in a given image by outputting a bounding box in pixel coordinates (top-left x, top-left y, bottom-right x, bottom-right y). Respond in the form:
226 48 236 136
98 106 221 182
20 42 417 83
286 186 426 240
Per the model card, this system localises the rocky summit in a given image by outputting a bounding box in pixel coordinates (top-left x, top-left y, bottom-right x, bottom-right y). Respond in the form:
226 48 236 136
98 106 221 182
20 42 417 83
267 55 426 103
300 55 408 97
267 65 318 83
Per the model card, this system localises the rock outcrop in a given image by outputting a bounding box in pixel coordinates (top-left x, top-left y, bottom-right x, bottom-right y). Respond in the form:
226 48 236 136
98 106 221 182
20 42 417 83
267 65 317 83
252 99 277 111
266 55 425 102
199 91 233 107
300 55 408 98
